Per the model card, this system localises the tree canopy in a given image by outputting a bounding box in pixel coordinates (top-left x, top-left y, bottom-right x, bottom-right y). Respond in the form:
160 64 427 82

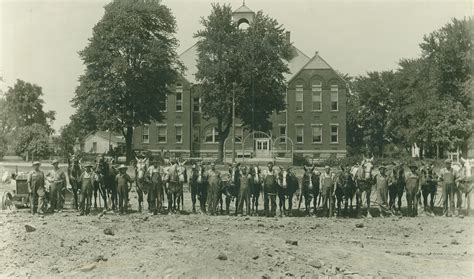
72 0 183 162
195 3 294 161
347 17 472 158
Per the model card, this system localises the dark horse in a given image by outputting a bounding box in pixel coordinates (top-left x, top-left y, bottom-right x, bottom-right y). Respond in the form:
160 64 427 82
334 167 356 216
388 163 405 214
94 158 116 210
419 166 438 216
190 164 208 214
221 164 240 215
352 158 375 218
249 165 262 216
277 167 299 216
67 157 82 210
299 165 320 216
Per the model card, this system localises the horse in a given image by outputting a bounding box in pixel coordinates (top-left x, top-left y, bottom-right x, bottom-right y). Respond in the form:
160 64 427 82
334 167 356 217
165 163 187 213
190 164 208 213
419 165 438 216
453 159 473 216
388 163 406 214
135 158 149 212
221 164 240 215
67 157 82 210
146 166 164 214
299 165 320 216
93 158 113 210
277 167 299 217
405 169 420 217
249 165 262 216
352 157 375 217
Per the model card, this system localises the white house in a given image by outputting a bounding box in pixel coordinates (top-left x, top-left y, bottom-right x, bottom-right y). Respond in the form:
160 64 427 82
81 131 125 154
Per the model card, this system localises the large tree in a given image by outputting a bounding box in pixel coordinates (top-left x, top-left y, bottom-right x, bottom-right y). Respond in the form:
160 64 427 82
3 79 55 133
195 4 293 161
73 0 183 162
14 123 52 160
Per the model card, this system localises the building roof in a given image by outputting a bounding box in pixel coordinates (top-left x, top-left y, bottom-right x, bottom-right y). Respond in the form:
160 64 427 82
85 130 125 144
233 3 255 14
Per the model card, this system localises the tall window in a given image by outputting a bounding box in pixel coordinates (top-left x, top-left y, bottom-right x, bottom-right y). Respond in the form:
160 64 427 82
205 127 217 143
235 127 243 143
175 125 183 143
312 81 322 111
157 125 167 143
295 84 303 111
176 84 183 112
279 125 286 143
330 125 339 143
159 96 167 112
331 85 339 111
193 126 200 143
193 97 201 112
296 125 304 144
312 125 322 143
142 125 149 143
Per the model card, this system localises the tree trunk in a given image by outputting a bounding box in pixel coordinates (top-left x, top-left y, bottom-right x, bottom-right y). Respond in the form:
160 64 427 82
125 126 134 164
217 138 225 163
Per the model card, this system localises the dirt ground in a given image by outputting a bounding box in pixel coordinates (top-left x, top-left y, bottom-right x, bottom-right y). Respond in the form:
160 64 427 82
1 164 473 278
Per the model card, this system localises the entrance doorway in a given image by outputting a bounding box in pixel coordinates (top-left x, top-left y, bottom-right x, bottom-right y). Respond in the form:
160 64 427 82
255 139 270 158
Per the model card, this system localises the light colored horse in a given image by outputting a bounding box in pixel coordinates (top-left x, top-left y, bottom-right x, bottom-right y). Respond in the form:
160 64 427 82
135 158 148 212
353 157 375 217
453 158 473 215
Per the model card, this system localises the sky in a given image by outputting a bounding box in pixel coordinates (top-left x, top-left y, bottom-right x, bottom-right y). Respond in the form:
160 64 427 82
0 0 471 131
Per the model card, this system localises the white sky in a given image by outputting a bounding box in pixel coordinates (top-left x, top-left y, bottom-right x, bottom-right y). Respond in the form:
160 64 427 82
0 0 471 130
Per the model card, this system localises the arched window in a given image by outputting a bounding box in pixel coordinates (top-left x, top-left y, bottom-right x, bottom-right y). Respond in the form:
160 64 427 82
205 127 217 143
330 84 339 111
311 79 322 111
295 81 304 112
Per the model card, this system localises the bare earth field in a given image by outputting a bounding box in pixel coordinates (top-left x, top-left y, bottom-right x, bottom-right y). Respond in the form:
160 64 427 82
0 164 473 278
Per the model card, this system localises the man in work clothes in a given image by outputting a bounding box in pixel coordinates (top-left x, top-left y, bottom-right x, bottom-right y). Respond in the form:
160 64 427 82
146 160 163 214
263 162 278 217
455 158 472 216
116 164 132 214
237 166 252 216
375 166 391 217
27 161 46 215
79 163 95 216
206 162 221 215
46 159 68 212
439 159 456 217
320 166 335 217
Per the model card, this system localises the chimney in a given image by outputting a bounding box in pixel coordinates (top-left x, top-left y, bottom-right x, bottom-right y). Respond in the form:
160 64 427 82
285 31 291 44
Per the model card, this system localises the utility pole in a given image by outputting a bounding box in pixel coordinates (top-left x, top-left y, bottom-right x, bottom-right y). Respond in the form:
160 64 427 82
232 82 237 163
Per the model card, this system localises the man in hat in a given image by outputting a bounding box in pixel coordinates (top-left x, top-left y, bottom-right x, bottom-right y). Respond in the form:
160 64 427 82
455 157 472 215
116 164 132 214
320 166 335 217
146 160 163 214
205 162 221 215
439 159 456 217
262 162 278 217
27 161 46 215
237 166 252 216
79 162 95 215
375 166 391 217
46 159 68 212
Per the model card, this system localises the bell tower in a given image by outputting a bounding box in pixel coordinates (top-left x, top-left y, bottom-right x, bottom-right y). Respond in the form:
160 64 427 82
232 1 255 27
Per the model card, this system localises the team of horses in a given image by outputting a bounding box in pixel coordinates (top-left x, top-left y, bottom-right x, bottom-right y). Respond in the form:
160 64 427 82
66 157 473 217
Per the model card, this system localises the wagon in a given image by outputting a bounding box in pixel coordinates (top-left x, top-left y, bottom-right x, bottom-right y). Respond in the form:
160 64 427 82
1 173 30 210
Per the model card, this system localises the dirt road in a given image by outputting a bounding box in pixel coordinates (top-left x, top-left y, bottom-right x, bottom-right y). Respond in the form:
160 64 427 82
1 204 473 278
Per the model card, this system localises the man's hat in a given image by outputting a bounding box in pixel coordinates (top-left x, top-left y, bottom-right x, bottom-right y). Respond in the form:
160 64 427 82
51 159 59 165
32 161 40 166
325 165 330 169
118 164 128 170
267 162 274 166
83 162 94 168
